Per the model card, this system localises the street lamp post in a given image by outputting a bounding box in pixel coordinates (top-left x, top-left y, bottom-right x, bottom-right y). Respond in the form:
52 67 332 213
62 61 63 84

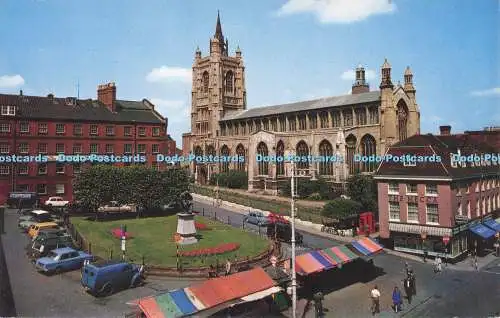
290 161 297 318
421 231 428 262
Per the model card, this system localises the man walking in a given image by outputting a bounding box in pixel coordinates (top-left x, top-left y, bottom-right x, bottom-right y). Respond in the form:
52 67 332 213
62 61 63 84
392 286 403 313
370 285 381 315
225 259 232 276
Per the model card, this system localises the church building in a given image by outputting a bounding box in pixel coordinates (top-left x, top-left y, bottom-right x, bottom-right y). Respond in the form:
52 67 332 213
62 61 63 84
182 13 421 194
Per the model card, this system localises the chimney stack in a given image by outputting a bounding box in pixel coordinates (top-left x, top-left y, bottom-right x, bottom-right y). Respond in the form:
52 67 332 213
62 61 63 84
97 82 117 112
439 125 451 136
19 90 23 96
47 93 54 100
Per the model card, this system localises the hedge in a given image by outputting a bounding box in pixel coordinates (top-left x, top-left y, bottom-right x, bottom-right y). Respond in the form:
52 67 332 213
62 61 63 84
209 170 248 189
191 184 323 223
279 177 343 200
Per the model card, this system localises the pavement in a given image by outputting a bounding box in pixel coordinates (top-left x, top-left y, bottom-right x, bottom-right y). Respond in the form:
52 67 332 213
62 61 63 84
193 194 500 318
0 208 198 317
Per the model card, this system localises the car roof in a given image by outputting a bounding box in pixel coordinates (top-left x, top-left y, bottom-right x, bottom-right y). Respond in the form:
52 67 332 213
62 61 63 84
34 222 58 227
88 260 126 268
31 210 50 215
52 247 77 254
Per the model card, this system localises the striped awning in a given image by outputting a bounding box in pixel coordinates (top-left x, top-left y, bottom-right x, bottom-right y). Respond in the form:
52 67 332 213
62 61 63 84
135 267 276 318
349 237 384 256
389 223 452 237
295 245 360 275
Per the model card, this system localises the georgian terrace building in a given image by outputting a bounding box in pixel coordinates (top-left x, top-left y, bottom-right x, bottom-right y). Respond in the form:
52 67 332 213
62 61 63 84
182 14 421 193
374 126 500 260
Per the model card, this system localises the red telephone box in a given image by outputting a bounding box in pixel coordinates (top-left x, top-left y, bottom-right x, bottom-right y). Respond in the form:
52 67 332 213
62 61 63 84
358 212 376 235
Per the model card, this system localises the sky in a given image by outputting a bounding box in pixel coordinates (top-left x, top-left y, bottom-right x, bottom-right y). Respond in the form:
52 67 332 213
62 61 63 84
0 0 498 145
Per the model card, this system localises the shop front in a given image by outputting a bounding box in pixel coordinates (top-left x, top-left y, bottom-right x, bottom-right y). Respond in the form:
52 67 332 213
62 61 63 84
389 223 467 260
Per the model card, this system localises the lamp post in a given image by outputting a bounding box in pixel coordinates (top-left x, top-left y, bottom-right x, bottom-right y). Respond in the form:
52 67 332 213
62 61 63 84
420 231 428 262
290 160 297 318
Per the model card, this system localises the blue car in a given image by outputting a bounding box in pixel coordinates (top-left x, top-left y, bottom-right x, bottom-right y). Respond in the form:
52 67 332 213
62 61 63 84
81 260 146 297
35 247 93 274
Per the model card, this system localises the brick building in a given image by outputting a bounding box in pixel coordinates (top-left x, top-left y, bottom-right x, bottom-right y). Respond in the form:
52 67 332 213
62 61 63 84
0 82 175 203
374 126 500 260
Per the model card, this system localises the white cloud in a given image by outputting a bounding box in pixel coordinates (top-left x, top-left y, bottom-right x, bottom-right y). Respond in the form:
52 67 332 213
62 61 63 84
150 98 190 125
340 68 376 81
276 0 396 24
469 87 500 97
0 74 25 88
146 66 191 83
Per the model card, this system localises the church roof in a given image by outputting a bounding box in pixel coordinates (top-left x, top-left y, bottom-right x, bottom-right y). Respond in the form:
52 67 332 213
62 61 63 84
222 91 380 121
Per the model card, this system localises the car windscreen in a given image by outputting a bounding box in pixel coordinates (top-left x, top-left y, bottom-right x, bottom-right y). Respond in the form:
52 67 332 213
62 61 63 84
47 251 58 258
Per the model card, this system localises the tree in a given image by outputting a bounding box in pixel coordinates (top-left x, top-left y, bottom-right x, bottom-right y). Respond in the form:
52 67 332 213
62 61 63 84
73 164 189 217
321 198 363 220
346 174 378 213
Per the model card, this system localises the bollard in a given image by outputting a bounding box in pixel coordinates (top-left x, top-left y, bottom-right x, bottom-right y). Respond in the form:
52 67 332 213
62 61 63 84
110 249 113 259
89 243 92 254
227 216 230 224
215 211 217 221
202 208 205 216
0 205 4 234
242 220 245 229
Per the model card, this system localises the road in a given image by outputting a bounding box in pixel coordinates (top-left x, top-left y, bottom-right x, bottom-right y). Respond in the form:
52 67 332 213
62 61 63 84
193 199 500 317
192 200 339 259
1 208 197 317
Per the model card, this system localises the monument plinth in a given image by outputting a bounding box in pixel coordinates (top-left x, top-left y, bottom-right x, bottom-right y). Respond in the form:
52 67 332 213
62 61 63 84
176 213 198 245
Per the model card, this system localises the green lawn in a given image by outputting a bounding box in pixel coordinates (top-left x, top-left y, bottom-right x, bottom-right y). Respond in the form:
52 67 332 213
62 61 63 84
71 215 270 268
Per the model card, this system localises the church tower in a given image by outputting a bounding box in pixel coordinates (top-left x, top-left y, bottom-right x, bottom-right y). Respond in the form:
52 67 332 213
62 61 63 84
190 11 247 140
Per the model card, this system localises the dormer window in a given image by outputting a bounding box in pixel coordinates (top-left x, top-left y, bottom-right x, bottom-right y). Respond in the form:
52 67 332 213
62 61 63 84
1 105 15 116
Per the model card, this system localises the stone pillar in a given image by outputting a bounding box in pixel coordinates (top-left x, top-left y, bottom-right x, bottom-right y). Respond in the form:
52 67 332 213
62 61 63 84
306 113 310 129
327 111 332 128
340 111 344 127
365 106 369 125
286 116 290 131
351 107 356 126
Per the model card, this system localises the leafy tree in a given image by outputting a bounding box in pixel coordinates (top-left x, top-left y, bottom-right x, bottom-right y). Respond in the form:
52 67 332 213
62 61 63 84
321 198 363 220
346 174 378 213
73 164 189 217
279 177 340 200
209 170 248 189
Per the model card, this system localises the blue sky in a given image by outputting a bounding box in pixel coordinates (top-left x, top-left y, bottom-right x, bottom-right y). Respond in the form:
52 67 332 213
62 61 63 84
0 0 498 145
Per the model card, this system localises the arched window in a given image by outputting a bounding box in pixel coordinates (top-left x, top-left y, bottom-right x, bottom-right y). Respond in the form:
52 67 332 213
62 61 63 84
257 142 269 176
194 146 203 165
225 71 234 93
236 144 245 171
397 100 408 141
220 145 230 173
276 140 285 176
318 140 333 175
361 134 377 172
206 145 216 157
202 71 209 93
296 141 309 171
346 135 357 174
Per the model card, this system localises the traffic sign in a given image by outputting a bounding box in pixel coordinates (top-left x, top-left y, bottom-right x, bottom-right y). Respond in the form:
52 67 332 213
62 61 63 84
442 236 450 245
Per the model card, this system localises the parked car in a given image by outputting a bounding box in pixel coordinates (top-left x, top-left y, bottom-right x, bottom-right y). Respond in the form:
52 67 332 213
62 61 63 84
18 210 53 231
35 247 93 274
32 228 67 241
244 211 270 226
44 197 69 207
81 260 145 297
28 222 60 239
7 192 38 208
97 201 136 213
27 234 74 260
267 222 303 244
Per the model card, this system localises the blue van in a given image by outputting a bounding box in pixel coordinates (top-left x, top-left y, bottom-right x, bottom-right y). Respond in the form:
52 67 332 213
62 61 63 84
81 260 145 297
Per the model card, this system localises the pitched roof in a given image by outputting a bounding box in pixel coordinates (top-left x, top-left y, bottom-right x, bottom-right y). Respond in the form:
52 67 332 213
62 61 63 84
375 134 500 180
222 91 380 121
0 94 165 124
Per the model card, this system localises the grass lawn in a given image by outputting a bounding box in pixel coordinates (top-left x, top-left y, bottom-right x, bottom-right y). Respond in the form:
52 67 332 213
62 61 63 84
71 215 270 268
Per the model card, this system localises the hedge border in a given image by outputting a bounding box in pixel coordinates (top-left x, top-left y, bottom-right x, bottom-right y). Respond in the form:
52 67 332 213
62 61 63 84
191 184 323 224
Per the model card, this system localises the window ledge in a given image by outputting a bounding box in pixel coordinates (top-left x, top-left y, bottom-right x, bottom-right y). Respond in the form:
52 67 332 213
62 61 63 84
389 219 401 222
426 222 440 226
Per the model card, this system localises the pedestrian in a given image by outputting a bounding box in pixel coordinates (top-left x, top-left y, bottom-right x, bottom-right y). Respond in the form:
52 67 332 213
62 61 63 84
392 286 403 313
437 256 442 272
403 277 412 305
225 259 232 276
473 255 478 271
370 285 381 315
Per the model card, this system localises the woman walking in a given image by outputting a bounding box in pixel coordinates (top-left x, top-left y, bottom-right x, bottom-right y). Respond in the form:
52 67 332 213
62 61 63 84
392 286 403 312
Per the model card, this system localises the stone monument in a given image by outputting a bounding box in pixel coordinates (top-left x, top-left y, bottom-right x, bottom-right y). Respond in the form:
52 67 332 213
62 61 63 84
175 192 198 245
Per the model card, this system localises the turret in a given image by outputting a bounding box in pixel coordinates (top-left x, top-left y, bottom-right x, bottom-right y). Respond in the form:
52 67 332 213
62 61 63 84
352 64 370 94
379 58 393 89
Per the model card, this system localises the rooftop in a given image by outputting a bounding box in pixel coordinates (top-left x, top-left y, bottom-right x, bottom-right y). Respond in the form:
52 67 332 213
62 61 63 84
0 93 165 124
375 133 500 179
222 91 380 121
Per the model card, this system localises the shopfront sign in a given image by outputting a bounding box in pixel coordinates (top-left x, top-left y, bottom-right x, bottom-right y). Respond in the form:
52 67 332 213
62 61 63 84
452 224 469 235
454 215 469 224
388 195 438 204
442 236 450 245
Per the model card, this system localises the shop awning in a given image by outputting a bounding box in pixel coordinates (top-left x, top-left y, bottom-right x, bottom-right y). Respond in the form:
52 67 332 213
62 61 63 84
295 245 360 275
483 219 500 232
350 237 384 256
134 267 276 318
240 286 283 302
469 223 496 239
